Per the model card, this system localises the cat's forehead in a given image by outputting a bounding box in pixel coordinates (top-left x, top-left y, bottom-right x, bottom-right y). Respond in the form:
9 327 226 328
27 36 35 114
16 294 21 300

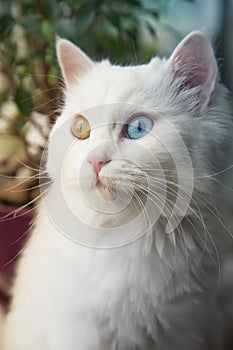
64 57 165 117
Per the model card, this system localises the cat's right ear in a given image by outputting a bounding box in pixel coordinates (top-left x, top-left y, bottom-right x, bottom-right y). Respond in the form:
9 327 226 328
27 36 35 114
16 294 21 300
56 38 94 86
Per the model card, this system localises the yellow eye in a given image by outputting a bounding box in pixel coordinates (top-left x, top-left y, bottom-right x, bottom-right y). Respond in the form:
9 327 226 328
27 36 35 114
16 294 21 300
71 115 91 139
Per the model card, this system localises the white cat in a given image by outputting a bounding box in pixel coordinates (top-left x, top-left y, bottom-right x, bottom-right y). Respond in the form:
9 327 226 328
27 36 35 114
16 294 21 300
2 32 233 350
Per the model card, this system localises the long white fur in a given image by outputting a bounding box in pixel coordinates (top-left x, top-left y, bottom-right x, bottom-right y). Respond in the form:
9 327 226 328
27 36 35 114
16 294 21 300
1 32 233 350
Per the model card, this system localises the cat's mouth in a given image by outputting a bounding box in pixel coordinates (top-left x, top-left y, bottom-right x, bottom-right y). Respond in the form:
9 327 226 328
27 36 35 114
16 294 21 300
89 160 148 204
95 176 118 201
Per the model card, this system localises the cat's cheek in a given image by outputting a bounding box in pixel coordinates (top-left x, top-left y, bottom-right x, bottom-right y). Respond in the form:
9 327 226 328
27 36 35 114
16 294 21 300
78 166 96 190
61 158 88 188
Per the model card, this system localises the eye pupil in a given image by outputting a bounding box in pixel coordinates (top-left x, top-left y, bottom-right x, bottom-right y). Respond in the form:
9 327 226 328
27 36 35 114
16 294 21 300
77 120 83 132
125 116 153 140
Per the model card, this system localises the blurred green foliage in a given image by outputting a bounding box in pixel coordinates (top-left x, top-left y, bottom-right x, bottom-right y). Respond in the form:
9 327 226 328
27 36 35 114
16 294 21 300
0 0 159 122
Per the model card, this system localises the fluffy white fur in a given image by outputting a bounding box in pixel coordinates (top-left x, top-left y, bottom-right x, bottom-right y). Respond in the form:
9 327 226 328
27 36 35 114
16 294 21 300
1 32 233 350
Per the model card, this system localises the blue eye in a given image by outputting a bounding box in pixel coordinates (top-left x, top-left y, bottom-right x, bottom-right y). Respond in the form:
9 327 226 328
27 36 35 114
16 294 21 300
125 116 153 139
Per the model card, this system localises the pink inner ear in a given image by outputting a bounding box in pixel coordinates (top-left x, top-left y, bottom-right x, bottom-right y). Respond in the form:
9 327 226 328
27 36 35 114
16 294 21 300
56 39 94 86
170 32 217 107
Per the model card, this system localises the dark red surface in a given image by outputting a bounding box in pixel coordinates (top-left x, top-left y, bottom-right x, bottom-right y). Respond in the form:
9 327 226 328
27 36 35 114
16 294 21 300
0 205 33 309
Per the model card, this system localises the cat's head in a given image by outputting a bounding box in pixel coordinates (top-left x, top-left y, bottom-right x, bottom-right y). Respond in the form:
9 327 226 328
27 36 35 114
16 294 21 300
44 31 232 241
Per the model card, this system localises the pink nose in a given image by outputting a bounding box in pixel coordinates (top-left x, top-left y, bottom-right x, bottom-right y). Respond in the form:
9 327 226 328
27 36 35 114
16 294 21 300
87 156 111 176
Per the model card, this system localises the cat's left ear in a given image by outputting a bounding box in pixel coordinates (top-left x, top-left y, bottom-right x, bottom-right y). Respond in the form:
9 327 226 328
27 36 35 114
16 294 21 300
56 38 94 86
169 31 217 110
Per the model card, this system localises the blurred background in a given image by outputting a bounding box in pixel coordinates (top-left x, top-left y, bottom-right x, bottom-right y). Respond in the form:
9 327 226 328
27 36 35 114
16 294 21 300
0 1 232 346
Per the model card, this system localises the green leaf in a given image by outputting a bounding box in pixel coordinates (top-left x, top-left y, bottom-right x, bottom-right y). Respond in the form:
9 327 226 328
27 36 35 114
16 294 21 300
0 14 14 40
43 1 60 18
41 20 54 42
97 20 119 41
14 88 33 116
17 13 41 35
54 18 77 39
145 21 157 37
74 11 95 36
0 90 10 106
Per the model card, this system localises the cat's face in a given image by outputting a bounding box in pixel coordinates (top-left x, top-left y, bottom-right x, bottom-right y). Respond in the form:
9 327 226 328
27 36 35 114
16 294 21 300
45 32 230 237
47 63 191 218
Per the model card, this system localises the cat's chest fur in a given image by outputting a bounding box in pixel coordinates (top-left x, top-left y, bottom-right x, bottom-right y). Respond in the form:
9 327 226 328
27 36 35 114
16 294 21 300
24 202 200 349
